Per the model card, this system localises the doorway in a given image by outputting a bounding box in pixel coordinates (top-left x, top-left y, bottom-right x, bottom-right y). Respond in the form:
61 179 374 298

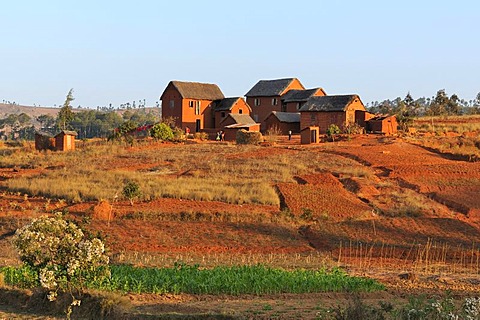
195 119 201 132
310 129 317 143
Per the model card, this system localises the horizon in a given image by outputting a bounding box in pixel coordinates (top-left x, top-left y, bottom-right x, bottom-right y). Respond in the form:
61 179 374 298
1 1 478 108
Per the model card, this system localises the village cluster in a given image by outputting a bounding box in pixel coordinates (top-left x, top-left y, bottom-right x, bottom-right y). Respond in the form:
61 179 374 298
160 77 397 143
34 77 398 150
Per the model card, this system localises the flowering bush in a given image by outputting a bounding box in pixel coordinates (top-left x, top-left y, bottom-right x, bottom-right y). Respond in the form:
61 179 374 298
13 213 109 317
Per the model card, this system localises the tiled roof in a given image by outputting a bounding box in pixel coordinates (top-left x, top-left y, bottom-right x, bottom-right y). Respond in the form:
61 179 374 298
267 111 300 123
281 88 325 103
161 81 225 100
299 95 360 112
220 114 257 126
245 78 303 97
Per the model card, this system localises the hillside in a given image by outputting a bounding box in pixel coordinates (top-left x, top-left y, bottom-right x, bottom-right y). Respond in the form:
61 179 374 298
0 103 71 118
1 133 480 318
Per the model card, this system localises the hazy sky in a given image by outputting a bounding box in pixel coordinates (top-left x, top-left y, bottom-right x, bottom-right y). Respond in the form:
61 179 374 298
1 0 478 108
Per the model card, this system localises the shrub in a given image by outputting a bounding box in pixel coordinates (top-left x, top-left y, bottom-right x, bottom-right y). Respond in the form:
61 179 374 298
12 213 109 319
342 122 364 135
122 180 141 205
150 123 174 141
236 129 262 145
194 132 209 140
171 127 186 142
108 120 137 146
326 124 341 141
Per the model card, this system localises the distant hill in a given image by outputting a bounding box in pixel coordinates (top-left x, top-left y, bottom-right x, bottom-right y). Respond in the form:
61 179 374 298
0 104 161 119
0 103 74 119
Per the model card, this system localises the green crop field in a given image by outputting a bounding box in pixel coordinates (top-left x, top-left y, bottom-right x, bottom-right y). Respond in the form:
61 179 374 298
1 264 384 295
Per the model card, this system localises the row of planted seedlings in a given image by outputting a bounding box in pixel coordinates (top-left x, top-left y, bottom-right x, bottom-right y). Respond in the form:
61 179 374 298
1 263 384 295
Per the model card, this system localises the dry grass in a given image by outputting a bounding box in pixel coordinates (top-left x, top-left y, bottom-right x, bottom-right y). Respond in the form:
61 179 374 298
375 190 433 217
337 238 480 276
2 142 361 205
405 135 480 160
112 251 333 270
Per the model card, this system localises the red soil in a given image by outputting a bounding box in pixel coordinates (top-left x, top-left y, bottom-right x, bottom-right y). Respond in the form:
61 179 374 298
277 172 372 221
331 137 480 217
1 135 480 273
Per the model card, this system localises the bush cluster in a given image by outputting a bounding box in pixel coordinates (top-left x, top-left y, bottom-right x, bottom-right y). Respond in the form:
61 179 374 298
12 213 110 318
236 129 262 145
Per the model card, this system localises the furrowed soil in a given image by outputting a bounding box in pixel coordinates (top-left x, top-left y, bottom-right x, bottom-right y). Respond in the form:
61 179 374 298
1 134 480 319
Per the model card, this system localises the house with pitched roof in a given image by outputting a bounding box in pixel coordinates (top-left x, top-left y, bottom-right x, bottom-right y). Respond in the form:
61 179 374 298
160 80 225 132
281 88 326 113
212 97 252 129
245 78 305 130
264 111 300 134
299 95 366 134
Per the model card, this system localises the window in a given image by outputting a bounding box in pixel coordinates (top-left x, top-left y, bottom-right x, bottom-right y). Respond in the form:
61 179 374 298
254 98 260 106
297 102 301 110
189 101 194 108
221 111 226 118
272 98 278 106
169 100 174 108
195 101 201 115
281 103 287 112
238 109 243 114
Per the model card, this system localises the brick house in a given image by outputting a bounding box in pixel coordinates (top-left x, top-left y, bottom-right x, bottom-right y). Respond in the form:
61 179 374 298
212 97 251 129
264 111 300 134
280 88 326 113
245 78 305 130
160 81 225 132
367 115 398 135
299 95 366 133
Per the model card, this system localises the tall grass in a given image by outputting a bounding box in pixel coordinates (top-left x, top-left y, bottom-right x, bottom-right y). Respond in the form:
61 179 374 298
337 239 480 276
3 143 360 205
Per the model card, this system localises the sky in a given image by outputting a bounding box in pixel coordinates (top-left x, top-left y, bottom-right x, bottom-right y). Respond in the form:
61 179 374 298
1 0 479 108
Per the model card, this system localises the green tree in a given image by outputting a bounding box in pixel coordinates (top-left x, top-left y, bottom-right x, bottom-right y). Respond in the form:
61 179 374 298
122 181 141 205
0 113 33 139
109 120 137 145
150 122 174 141
446 93 461 115
428 89 449 116
37 114 56 131
57 88 75 130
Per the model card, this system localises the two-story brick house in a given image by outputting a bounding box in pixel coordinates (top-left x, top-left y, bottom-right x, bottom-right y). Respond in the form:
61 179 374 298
160 81 225 132
245 78 305 130
211 97 252 129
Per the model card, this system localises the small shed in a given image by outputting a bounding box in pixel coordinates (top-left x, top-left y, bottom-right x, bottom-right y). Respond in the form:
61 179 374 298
300 126 320 144
34 131 55 151
54 130 77 151
264 111 300 134
367 115 398 135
